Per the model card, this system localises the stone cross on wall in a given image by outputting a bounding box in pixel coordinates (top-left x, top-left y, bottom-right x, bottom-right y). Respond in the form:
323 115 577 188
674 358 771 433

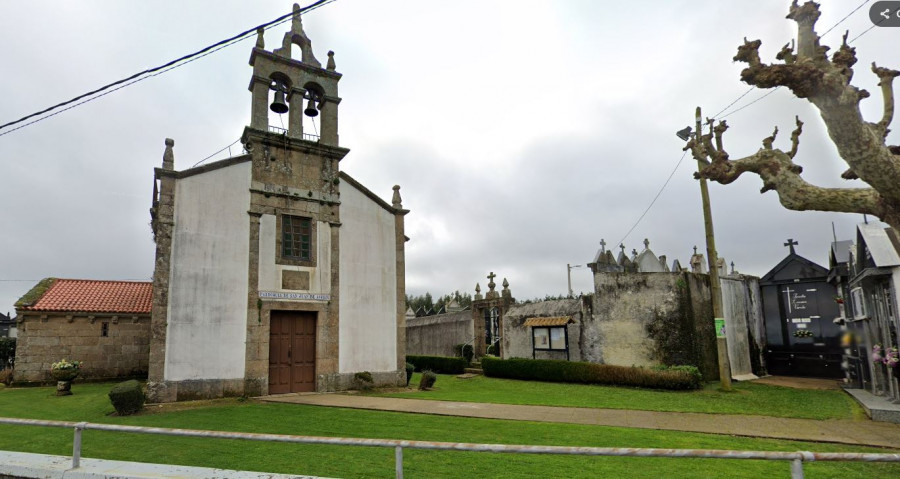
486 272 499 299
784 238 798 255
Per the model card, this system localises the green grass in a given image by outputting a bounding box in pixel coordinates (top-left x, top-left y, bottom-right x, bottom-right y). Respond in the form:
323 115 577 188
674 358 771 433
1 382 897 478
375 374 864 420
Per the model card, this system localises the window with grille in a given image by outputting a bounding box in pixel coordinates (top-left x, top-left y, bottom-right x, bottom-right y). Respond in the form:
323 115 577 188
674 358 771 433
282 215 312 261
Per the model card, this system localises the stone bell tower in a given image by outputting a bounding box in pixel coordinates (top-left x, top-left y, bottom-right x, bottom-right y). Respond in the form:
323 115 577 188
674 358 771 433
240 4 350 396
246 3 341 146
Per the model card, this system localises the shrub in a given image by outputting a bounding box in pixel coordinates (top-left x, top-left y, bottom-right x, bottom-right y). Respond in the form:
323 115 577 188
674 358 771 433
453 344 474 365
0 338 15 369
352 371 374 391
406 355 466 374
486 341 500 356
651 364 703 389
0 368 13 386
418 370 437 390
108 380 145 416
481 357 703 390
405 362 415 386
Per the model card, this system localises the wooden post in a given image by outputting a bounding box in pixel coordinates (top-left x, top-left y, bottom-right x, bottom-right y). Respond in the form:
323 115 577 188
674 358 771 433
695 106 732 391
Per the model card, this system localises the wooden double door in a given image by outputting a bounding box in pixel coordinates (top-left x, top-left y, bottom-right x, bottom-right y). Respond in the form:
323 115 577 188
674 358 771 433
268 311 317 394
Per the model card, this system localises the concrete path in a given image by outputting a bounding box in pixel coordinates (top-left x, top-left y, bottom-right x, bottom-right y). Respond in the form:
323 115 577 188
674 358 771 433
259 394 900 449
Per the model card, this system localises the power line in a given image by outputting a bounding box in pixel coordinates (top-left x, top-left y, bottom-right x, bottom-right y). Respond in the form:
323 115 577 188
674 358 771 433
0 0 336 137
190 139 243 168
615 150 689 247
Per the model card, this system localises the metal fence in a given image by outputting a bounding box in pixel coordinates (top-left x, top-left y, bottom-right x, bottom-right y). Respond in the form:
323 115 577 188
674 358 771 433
1 417 899 478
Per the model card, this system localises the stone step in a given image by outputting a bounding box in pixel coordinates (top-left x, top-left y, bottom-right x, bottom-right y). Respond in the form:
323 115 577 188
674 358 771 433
463 368 483 375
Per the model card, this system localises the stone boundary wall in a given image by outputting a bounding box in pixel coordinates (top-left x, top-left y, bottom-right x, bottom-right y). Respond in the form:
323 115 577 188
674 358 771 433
406 311 471 357
13 313 150 383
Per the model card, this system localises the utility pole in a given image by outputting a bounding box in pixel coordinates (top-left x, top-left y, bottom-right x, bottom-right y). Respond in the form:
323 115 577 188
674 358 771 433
694 106 732 391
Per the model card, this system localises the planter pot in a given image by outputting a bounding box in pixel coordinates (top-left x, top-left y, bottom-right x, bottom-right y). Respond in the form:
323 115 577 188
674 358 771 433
50 369 79 382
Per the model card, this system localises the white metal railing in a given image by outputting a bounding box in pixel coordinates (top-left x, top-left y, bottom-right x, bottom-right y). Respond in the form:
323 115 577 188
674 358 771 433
1 417 899 478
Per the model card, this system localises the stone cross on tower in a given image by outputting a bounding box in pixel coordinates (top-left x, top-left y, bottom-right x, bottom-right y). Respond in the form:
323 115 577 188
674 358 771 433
693 245 698 255
643 238 650 250
784 238 798 255
599 239 606 253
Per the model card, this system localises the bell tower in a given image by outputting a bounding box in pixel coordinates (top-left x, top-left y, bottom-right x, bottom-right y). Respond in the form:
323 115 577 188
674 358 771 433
244 3 343 147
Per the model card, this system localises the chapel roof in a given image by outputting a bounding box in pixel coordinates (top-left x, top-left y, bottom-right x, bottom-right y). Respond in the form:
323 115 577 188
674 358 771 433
16 278 153 314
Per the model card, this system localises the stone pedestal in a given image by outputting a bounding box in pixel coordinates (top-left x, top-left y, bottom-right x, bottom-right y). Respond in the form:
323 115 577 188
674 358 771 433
56 380 72 396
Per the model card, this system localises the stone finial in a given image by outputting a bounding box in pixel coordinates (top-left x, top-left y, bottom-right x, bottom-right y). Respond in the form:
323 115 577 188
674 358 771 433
291 3 303 33
730 261 736 274
392 185 402 208
162 138 175 170
501 278 511 299
631 248 638 259
643 238 650 250
474 283 483 301
502 278 509 290
327 50 336 71
487 272 496 292
255 27 265 49
693 245 698 255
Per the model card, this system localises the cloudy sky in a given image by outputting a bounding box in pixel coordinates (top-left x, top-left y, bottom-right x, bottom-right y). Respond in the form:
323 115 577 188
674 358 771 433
0 0 896 315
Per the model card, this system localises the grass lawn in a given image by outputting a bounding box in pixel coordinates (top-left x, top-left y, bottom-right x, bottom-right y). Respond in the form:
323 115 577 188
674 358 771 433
1 382 898 477
375 373 865 420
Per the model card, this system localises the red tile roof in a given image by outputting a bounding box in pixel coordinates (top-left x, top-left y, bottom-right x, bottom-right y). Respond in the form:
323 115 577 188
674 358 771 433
20 279 153 314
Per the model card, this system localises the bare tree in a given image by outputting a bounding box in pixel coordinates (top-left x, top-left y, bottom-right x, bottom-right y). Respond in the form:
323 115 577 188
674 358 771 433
686 1 900 229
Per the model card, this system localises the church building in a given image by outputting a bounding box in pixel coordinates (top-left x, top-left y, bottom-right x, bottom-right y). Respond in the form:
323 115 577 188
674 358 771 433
147 7 408 402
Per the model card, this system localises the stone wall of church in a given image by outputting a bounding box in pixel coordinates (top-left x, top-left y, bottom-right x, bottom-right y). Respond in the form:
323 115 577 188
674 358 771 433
164 161 251 382
338 180 399 375
14 313 150 383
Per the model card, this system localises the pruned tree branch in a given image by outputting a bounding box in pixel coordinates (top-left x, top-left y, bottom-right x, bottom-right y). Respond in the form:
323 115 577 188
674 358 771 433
872 62 900 137
687 1 900 230
787 116 803 159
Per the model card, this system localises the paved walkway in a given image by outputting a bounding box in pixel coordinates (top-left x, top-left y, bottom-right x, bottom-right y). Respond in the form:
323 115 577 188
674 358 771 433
260 394 900 449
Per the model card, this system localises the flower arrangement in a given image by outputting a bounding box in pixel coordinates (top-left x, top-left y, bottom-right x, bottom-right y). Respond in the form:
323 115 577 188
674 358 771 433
834 296 844 304
884 347 899 369
872 344 884 363
50 358 82 383
51 359 81 371
792 330 814 338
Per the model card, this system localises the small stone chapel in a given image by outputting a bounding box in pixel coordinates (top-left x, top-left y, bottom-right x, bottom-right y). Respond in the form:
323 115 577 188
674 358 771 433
147 7 409 402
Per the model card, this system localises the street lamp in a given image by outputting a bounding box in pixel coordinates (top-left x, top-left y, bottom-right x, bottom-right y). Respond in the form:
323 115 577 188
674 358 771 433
567 263 584 297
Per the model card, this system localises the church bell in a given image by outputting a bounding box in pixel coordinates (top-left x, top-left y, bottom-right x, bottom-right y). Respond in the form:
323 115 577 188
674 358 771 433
304 96 319 117
270 90 289 114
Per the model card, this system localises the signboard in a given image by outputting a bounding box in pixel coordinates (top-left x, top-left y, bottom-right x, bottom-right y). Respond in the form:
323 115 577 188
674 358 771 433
715 318 726 338
259 291 330 301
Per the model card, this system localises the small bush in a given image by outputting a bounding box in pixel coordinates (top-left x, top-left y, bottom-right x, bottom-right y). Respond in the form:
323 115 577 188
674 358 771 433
0 338 15 369
108 380 145 416
0 368 13 386
481 357 702 390
405 362 415 386
406 355 466 374
418 370 437 390
486 341 500 356
453 344 474 365
352 371 374 391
